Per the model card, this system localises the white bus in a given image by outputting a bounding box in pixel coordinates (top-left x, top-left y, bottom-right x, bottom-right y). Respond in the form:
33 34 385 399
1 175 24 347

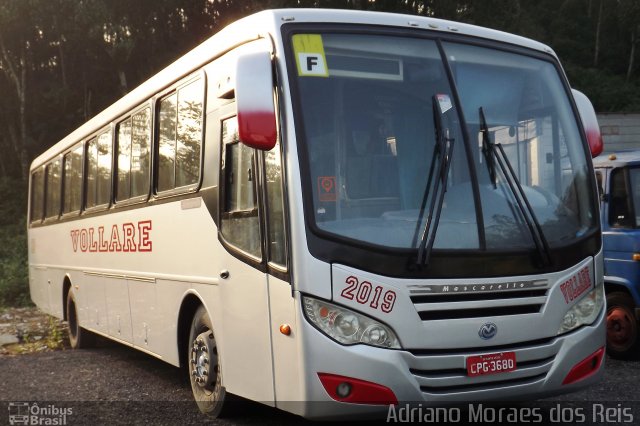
28 9 606 419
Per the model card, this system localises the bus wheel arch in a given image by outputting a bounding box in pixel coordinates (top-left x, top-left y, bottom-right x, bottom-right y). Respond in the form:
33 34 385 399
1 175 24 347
604 285 639 358
183 302 228 417
65 285 95 349
62 277 72 322
177 294 205 369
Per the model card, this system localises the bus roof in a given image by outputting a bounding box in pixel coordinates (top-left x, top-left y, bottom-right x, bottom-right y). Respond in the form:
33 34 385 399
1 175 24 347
31 8 556 170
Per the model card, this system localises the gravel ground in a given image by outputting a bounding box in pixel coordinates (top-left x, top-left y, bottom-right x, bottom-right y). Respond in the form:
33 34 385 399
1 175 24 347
0 342 308 425
2 344 640 425
0 307 308 425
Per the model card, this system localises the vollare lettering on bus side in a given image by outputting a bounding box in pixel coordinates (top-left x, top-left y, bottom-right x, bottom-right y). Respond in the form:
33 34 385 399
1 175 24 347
70 220 152 253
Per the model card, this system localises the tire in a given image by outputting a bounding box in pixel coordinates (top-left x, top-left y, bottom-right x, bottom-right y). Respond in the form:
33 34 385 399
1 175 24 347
606 291 639 358
188 305 228 417
66 290 95 349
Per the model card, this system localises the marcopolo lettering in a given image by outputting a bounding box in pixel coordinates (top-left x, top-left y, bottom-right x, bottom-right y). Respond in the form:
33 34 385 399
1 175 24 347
407 279 548 295
70 220 152 253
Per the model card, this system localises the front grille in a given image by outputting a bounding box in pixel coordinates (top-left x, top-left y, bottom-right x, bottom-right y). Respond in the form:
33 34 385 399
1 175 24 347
406 336 556 356
409 355 555 377
418 304 542 320
412 286 549 321
402 337 560 396
418 373 548 394
410 289 548 304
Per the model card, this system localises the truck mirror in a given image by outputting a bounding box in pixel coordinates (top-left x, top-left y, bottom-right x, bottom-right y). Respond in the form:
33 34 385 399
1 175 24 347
235 50 277 151
572 89 603 158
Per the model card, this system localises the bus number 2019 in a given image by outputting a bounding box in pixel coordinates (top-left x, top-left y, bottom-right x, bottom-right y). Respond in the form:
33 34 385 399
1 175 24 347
340 276 396 313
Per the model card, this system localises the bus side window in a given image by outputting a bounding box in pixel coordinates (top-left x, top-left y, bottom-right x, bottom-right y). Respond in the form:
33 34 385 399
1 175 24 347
157 78 203 193
86 138 98 208
85 129 112 209
45 159 61 219
265 139 287 268
97 130 112 206
30 168 45 223
63 145 83 214
116 117 133 201
176 80 203 187
132 108 151 197
220 116 262 259
117 107 151 203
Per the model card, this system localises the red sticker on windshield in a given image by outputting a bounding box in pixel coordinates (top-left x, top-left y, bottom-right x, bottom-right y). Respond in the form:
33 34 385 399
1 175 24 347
318 176 337 201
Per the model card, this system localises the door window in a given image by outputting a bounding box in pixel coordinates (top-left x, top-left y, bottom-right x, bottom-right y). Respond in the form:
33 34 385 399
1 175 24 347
220 116 262 258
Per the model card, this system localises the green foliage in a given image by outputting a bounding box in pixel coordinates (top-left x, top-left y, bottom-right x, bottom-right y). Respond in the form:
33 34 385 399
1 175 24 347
0 178 30 307
566 65 640 112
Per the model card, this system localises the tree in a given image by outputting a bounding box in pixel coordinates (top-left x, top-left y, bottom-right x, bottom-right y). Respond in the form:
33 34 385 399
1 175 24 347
618 0 640 82
0 1 37 181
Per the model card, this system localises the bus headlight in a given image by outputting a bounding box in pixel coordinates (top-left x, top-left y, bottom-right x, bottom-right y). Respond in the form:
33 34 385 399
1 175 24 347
557 283 604 335
302 296 401 349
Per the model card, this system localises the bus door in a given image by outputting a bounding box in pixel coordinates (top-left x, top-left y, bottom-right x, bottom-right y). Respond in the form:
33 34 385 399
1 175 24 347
216 110 275 403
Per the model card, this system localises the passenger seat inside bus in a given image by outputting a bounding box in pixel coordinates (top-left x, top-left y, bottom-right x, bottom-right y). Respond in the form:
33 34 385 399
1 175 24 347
343 122 400 216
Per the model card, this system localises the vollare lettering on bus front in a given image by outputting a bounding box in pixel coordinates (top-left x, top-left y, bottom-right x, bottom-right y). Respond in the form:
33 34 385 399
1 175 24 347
70 220 152 253
560 266 591 304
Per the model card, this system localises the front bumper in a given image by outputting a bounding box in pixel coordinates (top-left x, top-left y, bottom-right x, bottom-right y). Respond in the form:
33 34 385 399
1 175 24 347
295 306 605 420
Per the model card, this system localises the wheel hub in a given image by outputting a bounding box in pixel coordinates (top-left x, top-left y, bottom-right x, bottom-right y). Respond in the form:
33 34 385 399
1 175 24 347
190 331 217 389
607 307 634 349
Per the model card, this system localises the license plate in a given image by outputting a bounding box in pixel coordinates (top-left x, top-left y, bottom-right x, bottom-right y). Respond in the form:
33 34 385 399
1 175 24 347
466 351 516 377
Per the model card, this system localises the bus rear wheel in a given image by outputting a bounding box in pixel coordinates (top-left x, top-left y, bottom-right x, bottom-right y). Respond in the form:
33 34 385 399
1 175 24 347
188 306 227 417
606 291 639 358
66 290 94 349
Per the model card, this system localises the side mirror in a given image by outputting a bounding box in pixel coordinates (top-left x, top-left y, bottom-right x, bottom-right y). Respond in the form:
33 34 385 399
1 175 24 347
235 50 277 151
572 89 603 158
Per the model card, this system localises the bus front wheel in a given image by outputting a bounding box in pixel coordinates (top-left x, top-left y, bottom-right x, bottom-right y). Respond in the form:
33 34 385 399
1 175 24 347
66 290 94 349
606 291 639 358
188 305 227 416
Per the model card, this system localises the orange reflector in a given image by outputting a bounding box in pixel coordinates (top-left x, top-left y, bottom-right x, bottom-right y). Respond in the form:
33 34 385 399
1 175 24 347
562 346 605 385
633 253 640 261
279 324 291 336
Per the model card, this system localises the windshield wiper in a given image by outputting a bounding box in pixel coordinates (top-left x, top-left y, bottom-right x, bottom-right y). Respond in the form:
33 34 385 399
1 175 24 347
480 108 497 189
479 107 552 267
413 95 455 266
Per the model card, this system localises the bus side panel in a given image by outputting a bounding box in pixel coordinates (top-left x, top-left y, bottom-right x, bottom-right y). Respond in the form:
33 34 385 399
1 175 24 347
82 273 108 335
152 282 221 367
105 276 133 343
215 251 275 404
28 264 49 313
128 278 157 349
268 276 303 412
48 271 65 319
28 227 56 317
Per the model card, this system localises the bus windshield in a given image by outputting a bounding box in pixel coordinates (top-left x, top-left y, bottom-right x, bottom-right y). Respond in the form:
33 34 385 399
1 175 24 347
290 32 597 252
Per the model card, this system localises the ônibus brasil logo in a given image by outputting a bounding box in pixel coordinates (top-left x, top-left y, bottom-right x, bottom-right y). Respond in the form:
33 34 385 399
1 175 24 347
8 402 73 425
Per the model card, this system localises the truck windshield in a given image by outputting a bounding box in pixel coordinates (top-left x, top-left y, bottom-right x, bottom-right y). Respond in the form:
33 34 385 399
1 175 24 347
289 32 597 252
